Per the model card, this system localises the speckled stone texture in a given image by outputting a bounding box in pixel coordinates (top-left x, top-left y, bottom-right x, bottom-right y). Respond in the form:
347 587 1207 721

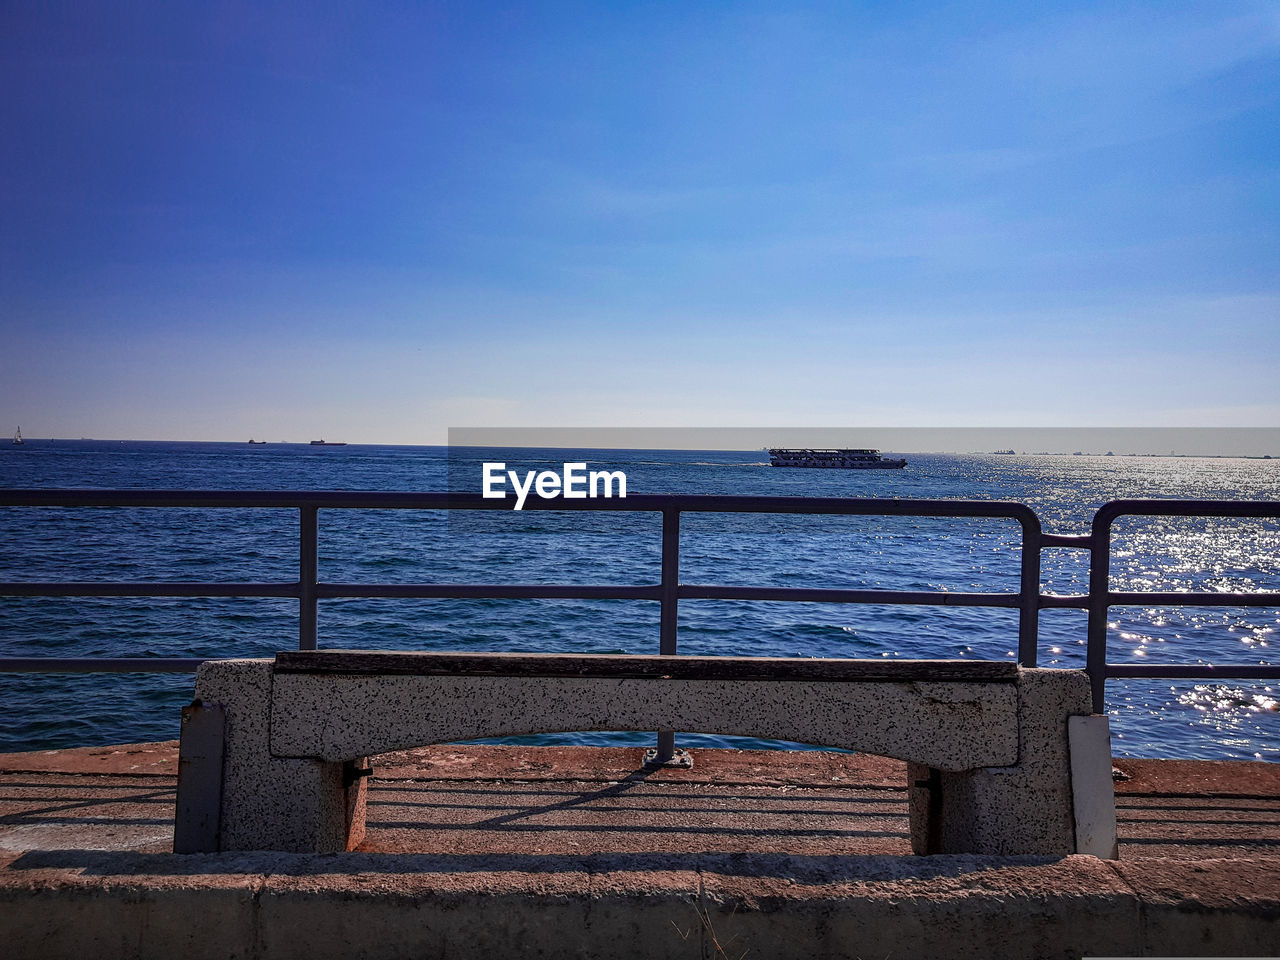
182 660 367 853
909 669 1098 856
269 673 1018 771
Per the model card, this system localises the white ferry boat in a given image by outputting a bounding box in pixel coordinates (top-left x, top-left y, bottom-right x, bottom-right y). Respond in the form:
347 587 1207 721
768 448 906 469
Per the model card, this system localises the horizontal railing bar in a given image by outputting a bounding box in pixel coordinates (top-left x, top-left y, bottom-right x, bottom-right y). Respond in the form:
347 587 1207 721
0 491 339 509
7 661 1275 682
18 583 1234 607
0 489 1040 521
0 582 300 598
1106 591 1280 608
0 657 206 673
1040 534 1093 548
316 583 663 601
678 585 1023 607
1037 594 1091 609
1096 499 1280 524
1104 664 1279 679
625 496 1037 521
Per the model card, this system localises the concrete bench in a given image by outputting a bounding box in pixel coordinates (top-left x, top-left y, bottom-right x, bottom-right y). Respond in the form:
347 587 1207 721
173 652 1117 858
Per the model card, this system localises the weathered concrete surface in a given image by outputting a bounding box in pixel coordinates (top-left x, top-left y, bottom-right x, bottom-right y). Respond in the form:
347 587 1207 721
909 669 1096 856
0 743 1277 959
1112 756 1280 861
271 671 1019 769
1 847 1277 959
203 658 1095 855
183 659 366 852
0 741 179 775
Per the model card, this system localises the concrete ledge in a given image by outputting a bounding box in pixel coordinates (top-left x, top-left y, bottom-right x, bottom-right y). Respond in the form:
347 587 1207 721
1 850 1276 960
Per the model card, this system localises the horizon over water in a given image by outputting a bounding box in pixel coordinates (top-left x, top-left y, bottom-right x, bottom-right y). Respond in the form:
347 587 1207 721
1 439 1277 761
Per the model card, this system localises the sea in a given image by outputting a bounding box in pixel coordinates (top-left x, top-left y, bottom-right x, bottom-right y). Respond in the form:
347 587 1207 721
1 440 1277 761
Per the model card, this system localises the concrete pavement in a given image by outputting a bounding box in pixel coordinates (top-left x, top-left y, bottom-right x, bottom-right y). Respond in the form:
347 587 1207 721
0 743 1276 958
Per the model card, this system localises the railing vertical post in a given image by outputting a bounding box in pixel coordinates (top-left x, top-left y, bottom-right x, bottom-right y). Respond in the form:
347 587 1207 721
1086 513 1111 714
299 505 318 651
1018 515 1041 666
655 508 680 762
660 509 679 655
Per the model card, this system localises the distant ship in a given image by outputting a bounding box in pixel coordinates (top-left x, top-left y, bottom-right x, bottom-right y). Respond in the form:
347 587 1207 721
248 439 266 445
309 439 347 446
12 426 22 445
768 448 906 469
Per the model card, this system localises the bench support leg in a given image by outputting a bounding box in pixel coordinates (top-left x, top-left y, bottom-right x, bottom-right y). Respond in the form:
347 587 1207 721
908 669 1096 856
175 659 367 853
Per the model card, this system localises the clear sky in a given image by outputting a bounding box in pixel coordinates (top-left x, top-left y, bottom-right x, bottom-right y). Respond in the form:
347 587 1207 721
2 1 1277 444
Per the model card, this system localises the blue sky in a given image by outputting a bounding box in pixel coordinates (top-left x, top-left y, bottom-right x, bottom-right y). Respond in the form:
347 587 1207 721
2 1 1277 443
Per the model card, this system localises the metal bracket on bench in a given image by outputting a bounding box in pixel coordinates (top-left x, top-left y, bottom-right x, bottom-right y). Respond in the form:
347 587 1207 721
174 699 225 854
643 747 693 768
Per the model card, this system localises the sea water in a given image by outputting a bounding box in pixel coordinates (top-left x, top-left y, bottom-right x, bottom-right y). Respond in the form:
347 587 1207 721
1 440 1276 760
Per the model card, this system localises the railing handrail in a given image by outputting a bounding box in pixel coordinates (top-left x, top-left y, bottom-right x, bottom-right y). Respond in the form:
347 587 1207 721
2 490 1278 719
0 488 1038 516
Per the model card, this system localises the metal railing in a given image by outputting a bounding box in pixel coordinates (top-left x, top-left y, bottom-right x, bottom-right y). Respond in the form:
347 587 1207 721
1085 499 1280 712
1 490 1277 720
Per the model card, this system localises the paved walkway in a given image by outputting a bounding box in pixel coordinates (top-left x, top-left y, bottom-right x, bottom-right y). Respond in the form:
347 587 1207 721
0 742 1276 859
